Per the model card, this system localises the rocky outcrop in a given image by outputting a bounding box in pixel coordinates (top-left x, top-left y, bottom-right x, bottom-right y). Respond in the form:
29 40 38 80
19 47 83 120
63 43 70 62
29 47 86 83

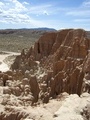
34 32 57 60
11 29 90 101
29 75 40 103
0 28 90 120
0 106 29 120
54 93 90 120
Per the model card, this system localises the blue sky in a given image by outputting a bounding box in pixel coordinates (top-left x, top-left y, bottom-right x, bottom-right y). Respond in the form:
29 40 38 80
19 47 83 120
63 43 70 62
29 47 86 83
0 0 90 30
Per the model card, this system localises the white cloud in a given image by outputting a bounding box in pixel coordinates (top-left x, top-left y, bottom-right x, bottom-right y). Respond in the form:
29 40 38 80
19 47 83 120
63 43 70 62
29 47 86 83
74 19 90 22
9 0 27 12
0 19 8 23
1 0 89 30
82 0 90 7
28 4 52 15
67 10 90 16
0 0 37 25
66 0 90 17
23 1 29 5
0 0 53 28
0 2 4 6
43 10 49 15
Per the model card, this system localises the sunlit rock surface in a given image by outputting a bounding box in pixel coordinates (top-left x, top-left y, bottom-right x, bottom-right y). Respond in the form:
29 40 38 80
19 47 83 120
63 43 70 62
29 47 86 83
11 29 90 97
0 29 90 120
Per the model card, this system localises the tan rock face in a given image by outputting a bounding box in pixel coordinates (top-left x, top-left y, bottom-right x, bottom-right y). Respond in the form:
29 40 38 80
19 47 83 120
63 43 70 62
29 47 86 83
34 32 57 60
29 75 40 103
11 29 90 101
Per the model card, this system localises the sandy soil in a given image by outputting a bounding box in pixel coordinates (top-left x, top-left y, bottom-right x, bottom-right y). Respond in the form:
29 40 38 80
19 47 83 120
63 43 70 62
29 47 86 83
0 51 20 72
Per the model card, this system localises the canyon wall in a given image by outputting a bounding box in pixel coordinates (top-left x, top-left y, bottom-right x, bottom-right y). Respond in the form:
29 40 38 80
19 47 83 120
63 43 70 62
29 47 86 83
10 29 90 101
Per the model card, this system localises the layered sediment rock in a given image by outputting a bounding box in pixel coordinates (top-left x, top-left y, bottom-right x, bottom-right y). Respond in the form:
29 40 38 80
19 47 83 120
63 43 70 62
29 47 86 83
0 28 90 120
11 29 90 102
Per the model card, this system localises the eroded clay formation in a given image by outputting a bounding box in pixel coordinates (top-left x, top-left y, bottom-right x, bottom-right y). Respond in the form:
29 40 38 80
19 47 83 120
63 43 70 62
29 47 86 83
0 29 90 120
11 29 90 98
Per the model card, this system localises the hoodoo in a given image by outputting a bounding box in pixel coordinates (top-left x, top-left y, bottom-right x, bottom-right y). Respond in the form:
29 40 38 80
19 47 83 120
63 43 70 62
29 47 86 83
11 29 90 98
0 29 90 120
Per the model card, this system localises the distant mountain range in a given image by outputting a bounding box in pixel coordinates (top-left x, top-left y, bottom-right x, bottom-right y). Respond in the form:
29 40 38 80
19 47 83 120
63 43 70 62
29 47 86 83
21 27 56 30
0 27 56 35
18 27 56 31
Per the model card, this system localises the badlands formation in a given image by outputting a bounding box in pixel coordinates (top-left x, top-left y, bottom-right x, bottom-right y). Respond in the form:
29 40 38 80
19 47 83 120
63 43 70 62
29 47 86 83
0 29 90 120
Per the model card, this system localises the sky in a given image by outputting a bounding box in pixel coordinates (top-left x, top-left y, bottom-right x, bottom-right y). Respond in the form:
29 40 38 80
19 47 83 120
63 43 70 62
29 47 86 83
0 0 90 30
